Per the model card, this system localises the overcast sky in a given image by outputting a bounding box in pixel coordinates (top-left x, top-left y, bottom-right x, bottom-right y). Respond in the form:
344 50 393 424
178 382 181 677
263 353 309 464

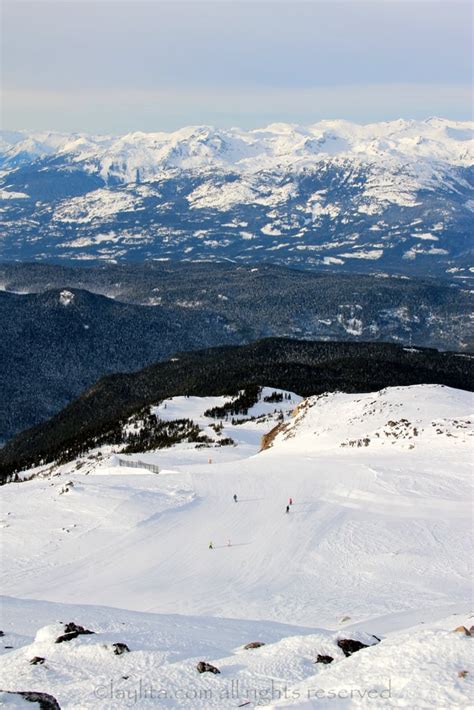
2 0 472 133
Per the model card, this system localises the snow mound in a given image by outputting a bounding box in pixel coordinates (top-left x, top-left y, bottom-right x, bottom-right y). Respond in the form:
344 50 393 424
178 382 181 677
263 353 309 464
34 623 66 644
265 614 474 709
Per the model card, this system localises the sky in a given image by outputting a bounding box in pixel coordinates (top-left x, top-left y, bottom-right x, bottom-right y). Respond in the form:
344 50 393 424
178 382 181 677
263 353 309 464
1 0 472 133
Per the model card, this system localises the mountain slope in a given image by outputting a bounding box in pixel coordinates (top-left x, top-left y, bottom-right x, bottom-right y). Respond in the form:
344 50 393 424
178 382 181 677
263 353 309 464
0 385 472 708
0 338 472 479
0 287 239 442
1 119 472 275
1 262 472 351
2 262 472 441
1 385 472 622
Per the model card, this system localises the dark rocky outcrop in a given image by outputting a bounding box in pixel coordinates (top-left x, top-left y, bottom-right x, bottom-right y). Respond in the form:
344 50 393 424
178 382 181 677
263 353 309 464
337 639 370 657
0 691 61 709
243 641 265 650
29 656 46 665
196 661 221 674
112 643 130 655
315 654 334 664
55 622 94 644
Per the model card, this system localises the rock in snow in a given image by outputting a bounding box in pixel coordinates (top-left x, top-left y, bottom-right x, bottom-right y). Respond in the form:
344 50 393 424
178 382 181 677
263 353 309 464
0 691 61 709
111 643 130 656
196 661 221 674
29 656 45 666
315 654 334 664
54 623 95 644
337 638 371 657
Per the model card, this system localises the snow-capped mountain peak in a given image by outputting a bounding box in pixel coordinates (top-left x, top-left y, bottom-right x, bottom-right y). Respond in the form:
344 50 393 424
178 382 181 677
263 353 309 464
1 118 472 177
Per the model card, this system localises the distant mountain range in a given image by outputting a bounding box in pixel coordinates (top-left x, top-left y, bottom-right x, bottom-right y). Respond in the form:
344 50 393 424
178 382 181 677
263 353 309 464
1 119 472 276
0 262 472 443
1 337 472 480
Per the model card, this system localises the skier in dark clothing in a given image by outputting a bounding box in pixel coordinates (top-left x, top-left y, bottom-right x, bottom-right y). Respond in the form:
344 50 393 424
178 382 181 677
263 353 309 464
286 505 290 514
233 494 238 503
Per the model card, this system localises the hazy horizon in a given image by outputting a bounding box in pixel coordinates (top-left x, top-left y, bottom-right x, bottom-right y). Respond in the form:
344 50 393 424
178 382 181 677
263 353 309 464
2 0 472 133
2 115 472 139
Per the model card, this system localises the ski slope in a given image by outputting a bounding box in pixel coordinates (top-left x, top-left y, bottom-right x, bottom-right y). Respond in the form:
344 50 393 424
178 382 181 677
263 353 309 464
0 384 473 708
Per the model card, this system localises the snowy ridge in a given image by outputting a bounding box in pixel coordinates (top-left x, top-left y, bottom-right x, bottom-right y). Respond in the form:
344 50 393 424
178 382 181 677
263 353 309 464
268 385 473 453
1 120 472 274
1 119 472 182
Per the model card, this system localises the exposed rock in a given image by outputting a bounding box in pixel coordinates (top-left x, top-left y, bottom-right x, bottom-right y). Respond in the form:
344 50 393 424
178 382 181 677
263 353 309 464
0 690 61 709
458 670 468 678
243 641 265 650
260 422 289 451
337 638 370 657
339 615 351 623
196 661 221 674
55 622 95 644
452 625 471 636
0 631 4 637
30 656 46 665
112 643 130 655
316 654 334 664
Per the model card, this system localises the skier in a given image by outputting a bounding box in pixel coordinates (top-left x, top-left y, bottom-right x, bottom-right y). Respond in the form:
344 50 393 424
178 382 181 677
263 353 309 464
286 505 290 514
289 497 293 506
227 539 232 547
233 494 238 503
209 541 213 549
